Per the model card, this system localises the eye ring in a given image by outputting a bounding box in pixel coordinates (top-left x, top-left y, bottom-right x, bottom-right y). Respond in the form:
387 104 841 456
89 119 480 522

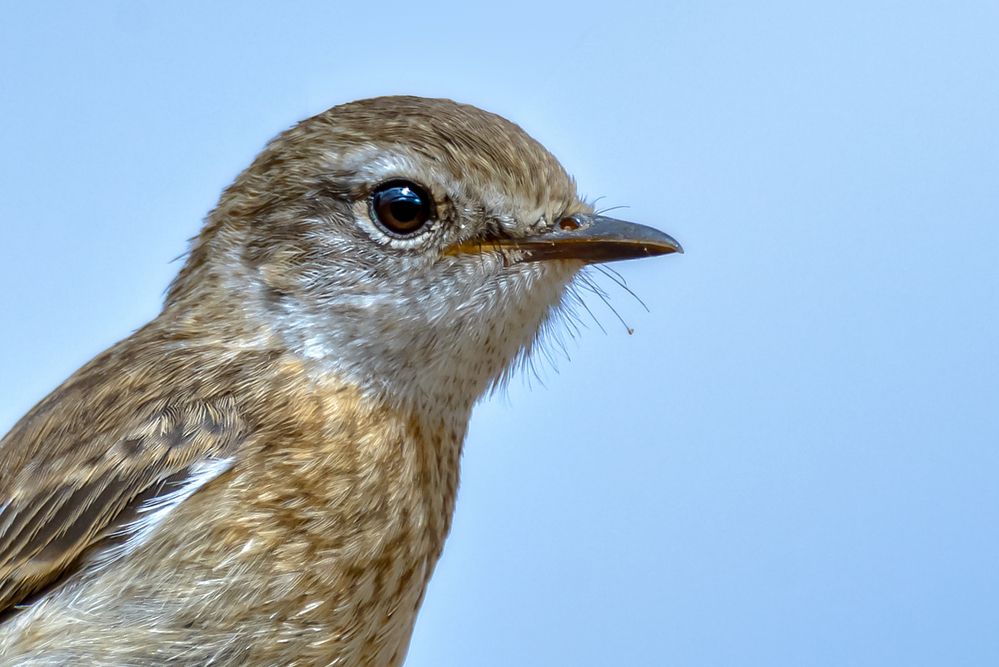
369 180 434 236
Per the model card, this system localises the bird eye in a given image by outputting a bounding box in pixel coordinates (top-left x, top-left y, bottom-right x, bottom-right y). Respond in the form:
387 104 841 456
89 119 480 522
370 180 433 236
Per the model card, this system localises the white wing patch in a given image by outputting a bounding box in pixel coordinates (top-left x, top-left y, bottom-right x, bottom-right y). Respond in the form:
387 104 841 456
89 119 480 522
92 457 234 568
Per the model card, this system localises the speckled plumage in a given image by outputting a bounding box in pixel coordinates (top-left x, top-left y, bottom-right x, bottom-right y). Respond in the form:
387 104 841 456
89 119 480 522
0 96 679 665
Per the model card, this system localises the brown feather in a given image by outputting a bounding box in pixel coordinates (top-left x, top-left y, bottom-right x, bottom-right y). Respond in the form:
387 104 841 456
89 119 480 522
0 328 255 614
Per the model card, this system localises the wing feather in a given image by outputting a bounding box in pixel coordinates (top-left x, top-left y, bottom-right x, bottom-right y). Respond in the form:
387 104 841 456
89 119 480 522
0 392 250 614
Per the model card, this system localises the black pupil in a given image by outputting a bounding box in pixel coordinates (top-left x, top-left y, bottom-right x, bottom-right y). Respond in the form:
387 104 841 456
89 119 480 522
373 182 430 234
389 193 420 223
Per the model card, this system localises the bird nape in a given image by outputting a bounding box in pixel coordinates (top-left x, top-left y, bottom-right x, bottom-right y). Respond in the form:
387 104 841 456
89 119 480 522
0 96 681 666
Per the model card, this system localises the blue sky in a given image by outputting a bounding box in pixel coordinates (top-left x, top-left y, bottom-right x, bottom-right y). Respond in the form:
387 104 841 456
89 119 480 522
1 2 997 665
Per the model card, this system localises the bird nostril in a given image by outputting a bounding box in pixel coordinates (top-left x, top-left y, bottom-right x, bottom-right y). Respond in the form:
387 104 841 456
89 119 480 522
558 216 580 231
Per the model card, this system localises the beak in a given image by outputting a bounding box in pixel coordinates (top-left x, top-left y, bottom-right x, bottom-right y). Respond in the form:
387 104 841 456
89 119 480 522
448 214 683 265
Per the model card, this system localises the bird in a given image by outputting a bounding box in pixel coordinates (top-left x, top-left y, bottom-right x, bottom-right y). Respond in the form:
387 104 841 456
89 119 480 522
0 95 681 665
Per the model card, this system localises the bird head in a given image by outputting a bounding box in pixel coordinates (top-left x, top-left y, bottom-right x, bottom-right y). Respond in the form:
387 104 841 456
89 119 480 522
167 96 680 409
